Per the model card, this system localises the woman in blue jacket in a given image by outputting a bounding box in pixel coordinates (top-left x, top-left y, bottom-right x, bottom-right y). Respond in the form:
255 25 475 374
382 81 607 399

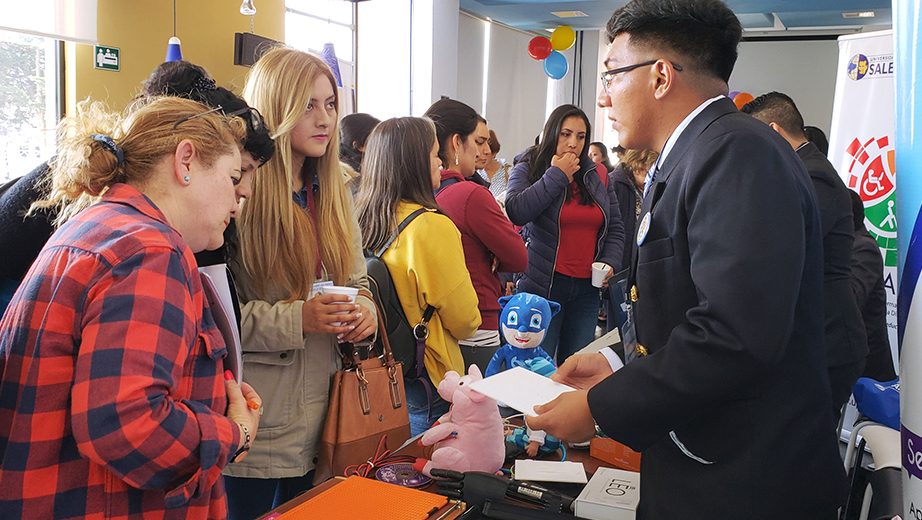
506 104 624 364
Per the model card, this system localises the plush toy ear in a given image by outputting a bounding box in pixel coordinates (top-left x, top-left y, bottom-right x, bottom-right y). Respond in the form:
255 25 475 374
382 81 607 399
467 364 483 380
497 295 513 307
548 300 561 317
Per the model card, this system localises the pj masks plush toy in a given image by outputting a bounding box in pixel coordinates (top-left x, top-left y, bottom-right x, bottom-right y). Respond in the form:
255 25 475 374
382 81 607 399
486 293 562 457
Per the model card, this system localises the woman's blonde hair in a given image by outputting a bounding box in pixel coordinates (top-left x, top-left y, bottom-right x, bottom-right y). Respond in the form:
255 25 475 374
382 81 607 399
621 149 659 176
35 96 245 224
241 46 354 301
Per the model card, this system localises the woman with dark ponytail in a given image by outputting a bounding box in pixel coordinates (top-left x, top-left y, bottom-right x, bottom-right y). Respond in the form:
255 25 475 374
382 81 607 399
339 113 380 195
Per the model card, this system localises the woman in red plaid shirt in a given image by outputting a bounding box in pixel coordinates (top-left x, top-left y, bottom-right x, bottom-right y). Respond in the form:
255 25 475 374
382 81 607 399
0 96 262 519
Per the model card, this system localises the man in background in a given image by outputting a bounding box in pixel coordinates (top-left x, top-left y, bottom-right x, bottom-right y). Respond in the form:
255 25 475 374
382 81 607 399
849 189 898 382
742 91 868 421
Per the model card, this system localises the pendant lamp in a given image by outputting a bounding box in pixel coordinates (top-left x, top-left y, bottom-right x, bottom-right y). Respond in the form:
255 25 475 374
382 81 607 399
165 0 183 62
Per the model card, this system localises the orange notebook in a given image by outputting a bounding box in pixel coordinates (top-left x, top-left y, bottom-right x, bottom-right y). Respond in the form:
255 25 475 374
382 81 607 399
274 476 448 520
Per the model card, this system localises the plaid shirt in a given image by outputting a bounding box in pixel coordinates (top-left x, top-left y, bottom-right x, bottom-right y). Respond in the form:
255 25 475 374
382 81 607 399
0 184 240 519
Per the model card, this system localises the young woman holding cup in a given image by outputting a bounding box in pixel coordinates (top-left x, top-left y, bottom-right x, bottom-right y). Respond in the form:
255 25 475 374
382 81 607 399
224 47 377 519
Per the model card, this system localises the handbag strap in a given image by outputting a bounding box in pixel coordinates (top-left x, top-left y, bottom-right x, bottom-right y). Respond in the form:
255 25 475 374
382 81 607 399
338 299 405 411
339 299 400 371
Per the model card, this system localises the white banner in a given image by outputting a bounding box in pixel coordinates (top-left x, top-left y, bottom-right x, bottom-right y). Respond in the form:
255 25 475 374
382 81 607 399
828 30 898 378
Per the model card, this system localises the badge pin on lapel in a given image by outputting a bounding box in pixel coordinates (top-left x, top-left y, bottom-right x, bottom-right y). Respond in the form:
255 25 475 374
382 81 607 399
637 212 651 246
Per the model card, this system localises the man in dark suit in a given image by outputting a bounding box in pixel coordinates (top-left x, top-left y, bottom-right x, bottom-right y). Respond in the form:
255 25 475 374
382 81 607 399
849 190 898 383
528 1 847 518
741 92 868 421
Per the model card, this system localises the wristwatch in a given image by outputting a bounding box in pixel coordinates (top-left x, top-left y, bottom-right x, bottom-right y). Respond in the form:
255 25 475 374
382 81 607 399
595 422 609 439
230 423 250 463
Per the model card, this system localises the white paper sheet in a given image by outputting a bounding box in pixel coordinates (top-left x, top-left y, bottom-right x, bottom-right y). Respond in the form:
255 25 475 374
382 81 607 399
199 265 243 383
467 366 577 417
514 459 588 484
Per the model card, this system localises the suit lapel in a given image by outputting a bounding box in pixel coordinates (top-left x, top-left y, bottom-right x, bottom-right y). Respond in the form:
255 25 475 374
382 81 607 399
629 97 738 286
655 97 738 186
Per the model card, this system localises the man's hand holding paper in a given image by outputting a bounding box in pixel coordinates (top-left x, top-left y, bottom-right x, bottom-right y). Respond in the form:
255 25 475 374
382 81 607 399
529 390 596 442
530 352 614 442
549 352 614 390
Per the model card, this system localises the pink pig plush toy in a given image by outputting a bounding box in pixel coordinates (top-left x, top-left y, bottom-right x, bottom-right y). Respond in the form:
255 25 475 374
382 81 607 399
412 365 505 477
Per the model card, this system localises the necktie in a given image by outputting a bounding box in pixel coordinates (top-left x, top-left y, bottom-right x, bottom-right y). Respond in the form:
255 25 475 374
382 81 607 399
642 164 657 199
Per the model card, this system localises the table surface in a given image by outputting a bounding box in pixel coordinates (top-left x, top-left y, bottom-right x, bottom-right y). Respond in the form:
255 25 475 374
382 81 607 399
254 438 612 519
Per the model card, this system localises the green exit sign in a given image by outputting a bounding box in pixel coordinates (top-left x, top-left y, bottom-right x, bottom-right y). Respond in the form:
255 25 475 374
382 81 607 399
94 46 120 71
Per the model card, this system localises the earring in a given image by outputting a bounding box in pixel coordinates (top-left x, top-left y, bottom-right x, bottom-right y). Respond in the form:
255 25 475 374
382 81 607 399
184 176 190 182
454 153 459 166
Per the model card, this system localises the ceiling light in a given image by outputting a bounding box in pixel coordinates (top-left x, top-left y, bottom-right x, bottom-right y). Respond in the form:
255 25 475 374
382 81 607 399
551 10 588 18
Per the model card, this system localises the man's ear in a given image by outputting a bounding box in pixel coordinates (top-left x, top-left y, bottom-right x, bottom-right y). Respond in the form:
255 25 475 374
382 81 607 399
768 122 783 134
173 139 197 184
652 59 679 100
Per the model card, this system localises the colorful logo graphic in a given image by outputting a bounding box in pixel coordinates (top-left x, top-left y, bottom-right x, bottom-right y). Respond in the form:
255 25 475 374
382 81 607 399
844 135 897 266
847 53 893 80
848 54 869 80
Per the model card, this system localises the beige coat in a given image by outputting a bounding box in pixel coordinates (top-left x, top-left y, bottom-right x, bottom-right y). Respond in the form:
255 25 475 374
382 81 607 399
223 199 376 479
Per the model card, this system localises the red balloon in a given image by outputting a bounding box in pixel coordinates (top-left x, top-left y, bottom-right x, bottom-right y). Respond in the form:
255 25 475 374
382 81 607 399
528 37 553 60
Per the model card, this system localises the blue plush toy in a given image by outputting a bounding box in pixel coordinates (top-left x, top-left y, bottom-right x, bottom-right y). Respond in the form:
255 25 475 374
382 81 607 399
487 293 563 457
486 293 560 379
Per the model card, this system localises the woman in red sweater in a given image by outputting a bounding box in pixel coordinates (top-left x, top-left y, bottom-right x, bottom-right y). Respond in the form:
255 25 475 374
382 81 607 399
425 99 528 373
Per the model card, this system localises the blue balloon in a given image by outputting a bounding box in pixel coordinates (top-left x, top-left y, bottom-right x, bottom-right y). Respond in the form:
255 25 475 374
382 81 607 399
544 51 568 79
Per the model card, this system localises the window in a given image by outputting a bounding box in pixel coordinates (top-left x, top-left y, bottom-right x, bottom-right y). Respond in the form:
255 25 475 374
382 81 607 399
286 0 357 114
0 29 59 182
286 0 355 71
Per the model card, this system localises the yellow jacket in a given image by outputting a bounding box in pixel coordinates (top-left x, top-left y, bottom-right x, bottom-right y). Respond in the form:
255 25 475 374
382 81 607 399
383 202 481 384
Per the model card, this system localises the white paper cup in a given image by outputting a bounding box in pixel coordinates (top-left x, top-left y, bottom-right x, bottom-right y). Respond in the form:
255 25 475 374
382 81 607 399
591 262 610 288
320 286 358 325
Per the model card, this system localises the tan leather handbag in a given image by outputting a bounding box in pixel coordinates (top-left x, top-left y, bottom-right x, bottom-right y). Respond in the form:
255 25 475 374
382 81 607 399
313 303 412 485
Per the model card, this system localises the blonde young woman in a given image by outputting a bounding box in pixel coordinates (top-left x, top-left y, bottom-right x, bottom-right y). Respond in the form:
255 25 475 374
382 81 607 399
224 47 377 519
0 97 261 520
356 117 480 436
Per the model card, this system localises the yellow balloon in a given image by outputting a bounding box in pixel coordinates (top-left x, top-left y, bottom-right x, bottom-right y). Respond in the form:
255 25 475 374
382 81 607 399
550 26 575 51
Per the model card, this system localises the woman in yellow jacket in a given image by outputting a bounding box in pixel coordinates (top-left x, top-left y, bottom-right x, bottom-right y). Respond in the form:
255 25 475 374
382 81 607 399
356 117 481 435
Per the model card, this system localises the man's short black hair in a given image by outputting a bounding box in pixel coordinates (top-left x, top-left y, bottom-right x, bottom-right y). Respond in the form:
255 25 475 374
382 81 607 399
804 126 829 156
606 0 741 83
740 91 806 139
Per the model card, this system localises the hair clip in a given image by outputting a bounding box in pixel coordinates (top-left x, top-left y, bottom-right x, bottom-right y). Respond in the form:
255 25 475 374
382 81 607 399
192 76 217 92
89 134 125 167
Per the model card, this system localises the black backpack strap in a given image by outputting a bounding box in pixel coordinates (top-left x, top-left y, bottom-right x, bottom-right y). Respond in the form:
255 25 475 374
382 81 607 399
375 208 429 258
377 207 439 420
